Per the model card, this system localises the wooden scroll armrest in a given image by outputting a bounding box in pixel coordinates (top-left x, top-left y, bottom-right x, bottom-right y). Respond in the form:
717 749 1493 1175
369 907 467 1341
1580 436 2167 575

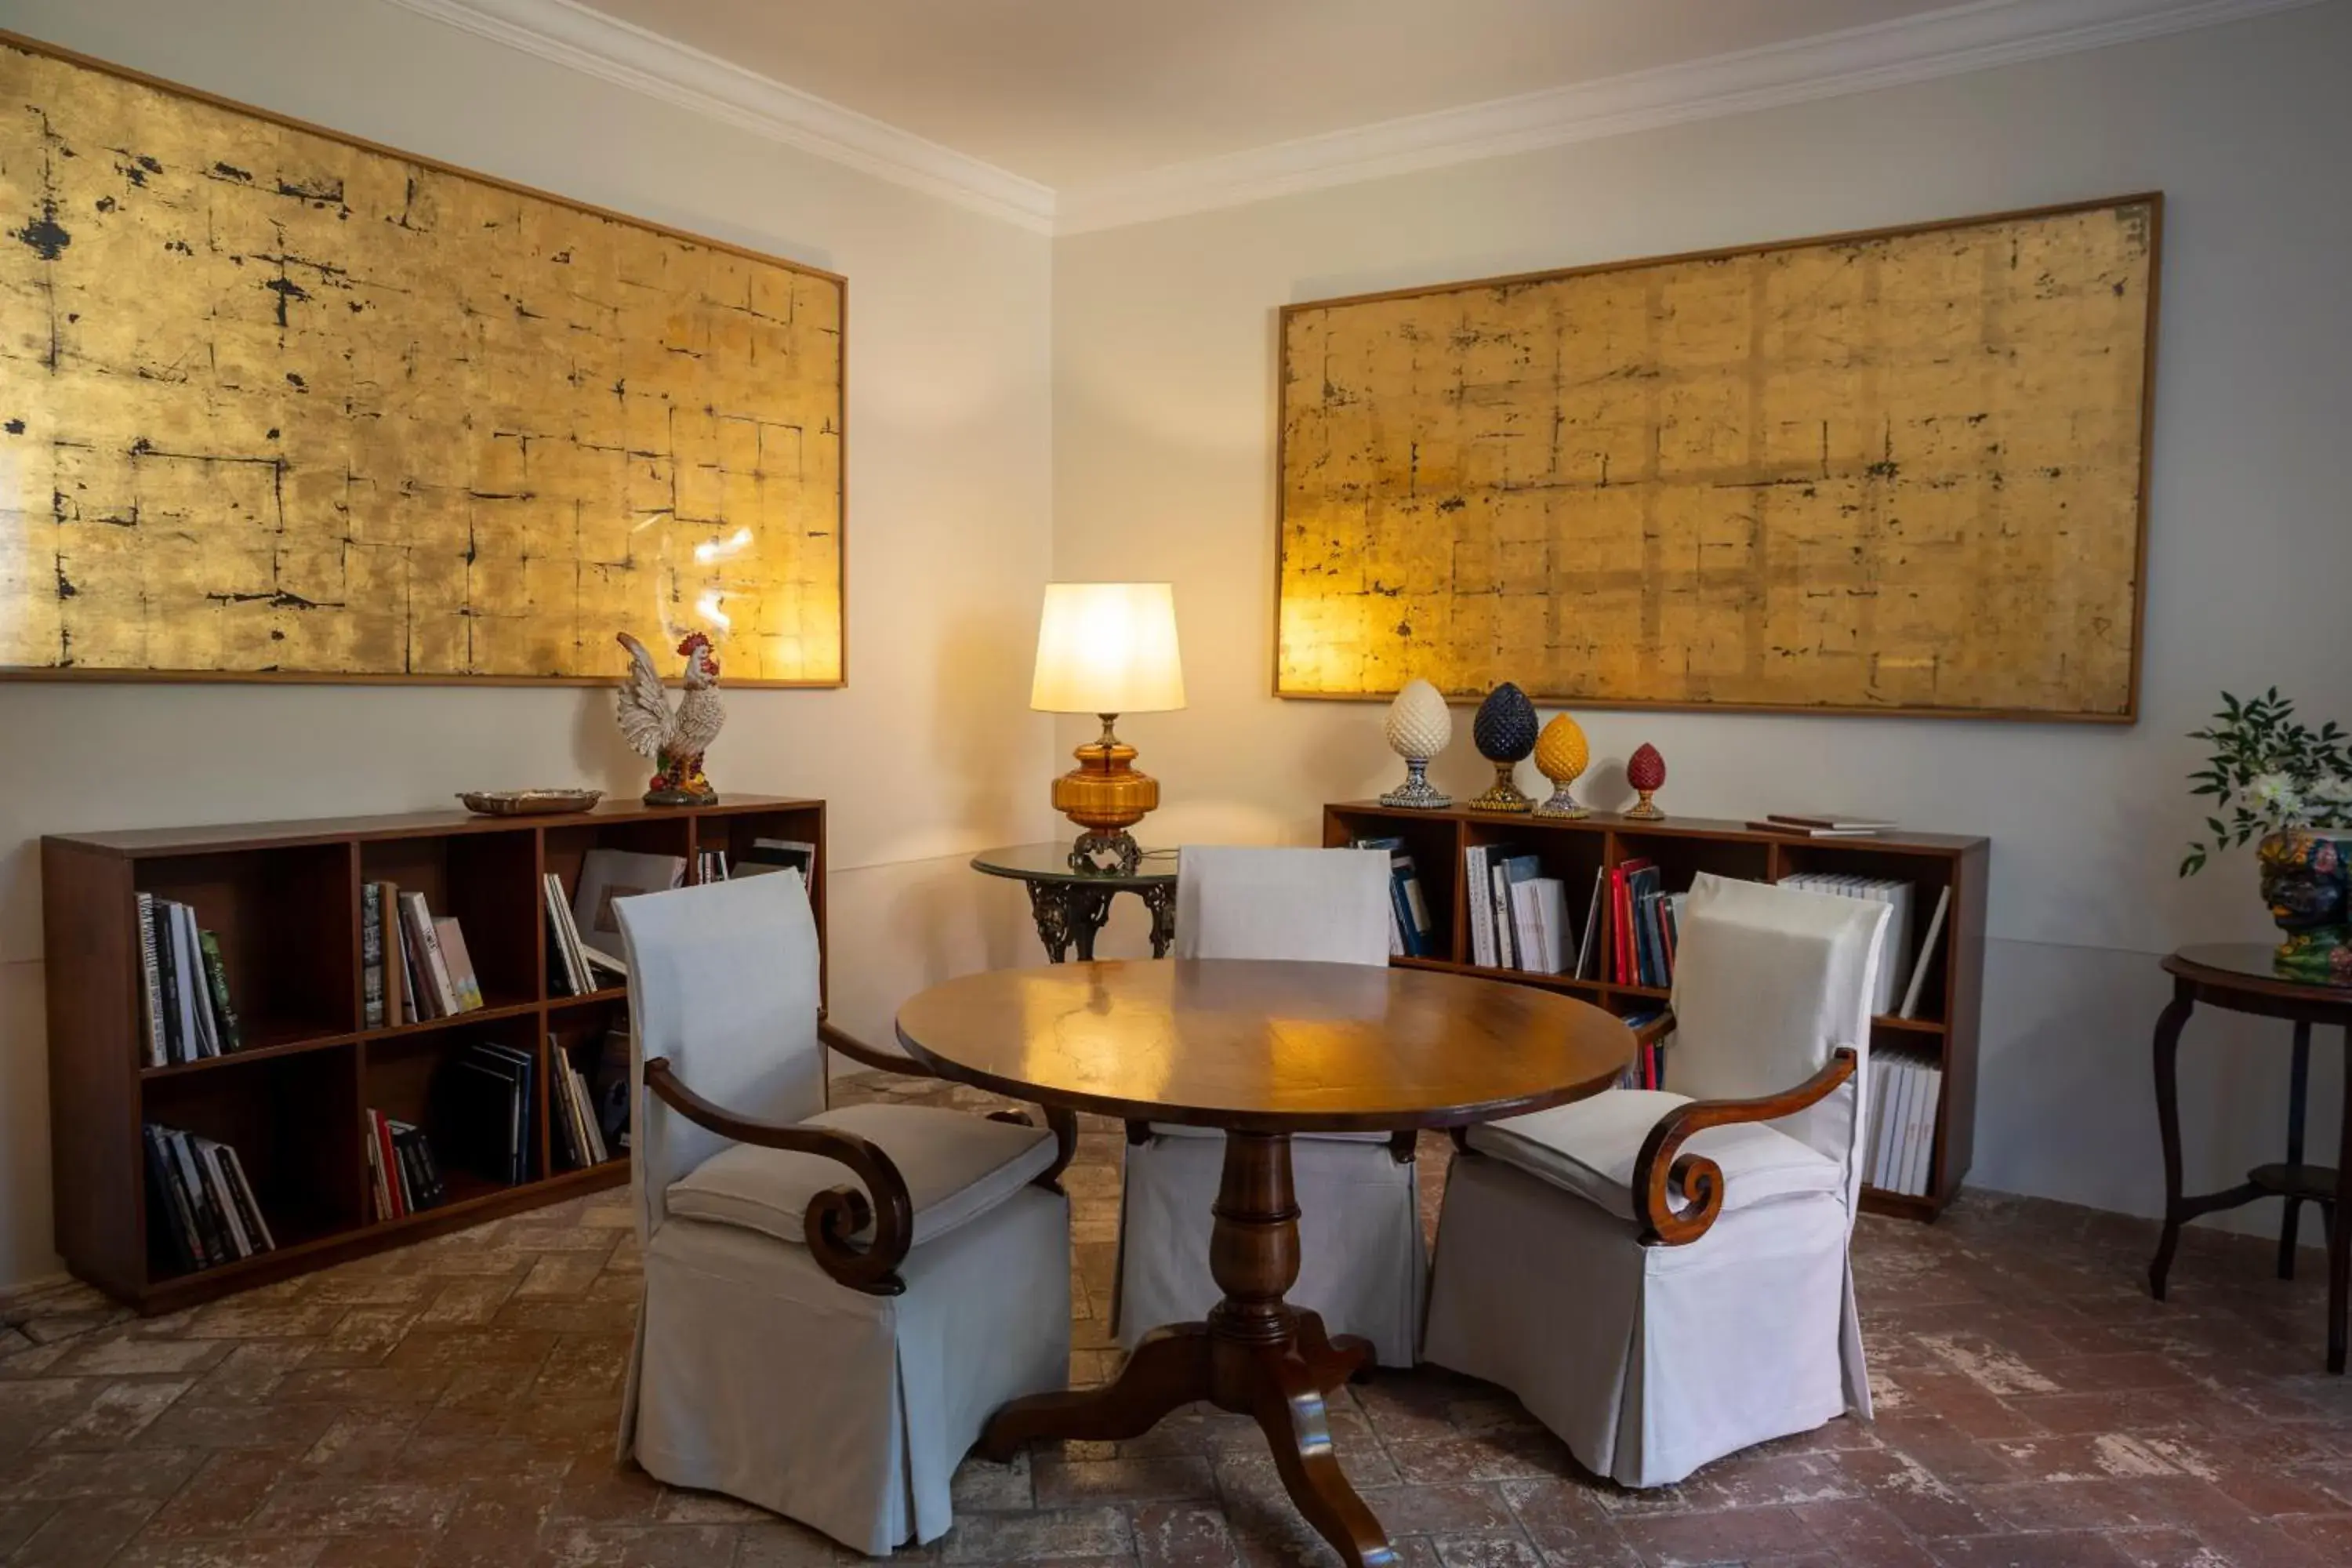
986 1105 1080 1193
1632 1046 1859 1248
644 1056 915 1296
1631 1009 1677 1051
819 1018 932 1080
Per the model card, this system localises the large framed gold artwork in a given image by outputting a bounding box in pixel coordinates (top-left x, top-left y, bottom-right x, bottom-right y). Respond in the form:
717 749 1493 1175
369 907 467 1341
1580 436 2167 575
1276 195 2160 720
0 33 844 685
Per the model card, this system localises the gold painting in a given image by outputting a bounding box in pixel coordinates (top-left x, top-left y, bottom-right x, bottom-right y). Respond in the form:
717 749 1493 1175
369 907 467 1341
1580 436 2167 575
0 34 844 684
1277 196 2158 720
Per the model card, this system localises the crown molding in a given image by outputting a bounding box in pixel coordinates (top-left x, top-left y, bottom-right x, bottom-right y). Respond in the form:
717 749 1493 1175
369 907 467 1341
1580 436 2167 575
379 0 1056 233
1053 0 2328 234
384 0 2325 238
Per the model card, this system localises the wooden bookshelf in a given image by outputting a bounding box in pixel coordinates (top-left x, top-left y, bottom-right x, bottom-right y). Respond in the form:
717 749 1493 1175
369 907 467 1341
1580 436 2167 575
43 795 826 1312
1324 801 1987 1221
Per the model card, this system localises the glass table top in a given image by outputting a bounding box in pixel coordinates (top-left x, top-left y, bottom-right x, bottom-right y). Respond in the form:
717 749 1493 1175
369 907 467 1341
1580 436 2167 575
2172 942 2352 991
971 842 1178 885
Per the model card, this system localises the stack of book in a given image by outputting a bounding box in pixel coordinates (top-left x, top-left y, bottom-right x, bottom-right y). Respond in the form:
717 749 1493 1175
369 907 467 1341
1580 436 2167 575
1867 1048 1944 1196
143 1122 274 1270
1747 813 1898 838
1616 1009 1669 1091
136 894 243 1065
551 1039 612 1171
361 882 487 1026
1462 844 1577 975
1608 859 1682 988
695 849 730 883
1350 836 1438 957
442 1041 535 1186
363 1109 446 1221
1777 873 1949 1018
544 873 627 996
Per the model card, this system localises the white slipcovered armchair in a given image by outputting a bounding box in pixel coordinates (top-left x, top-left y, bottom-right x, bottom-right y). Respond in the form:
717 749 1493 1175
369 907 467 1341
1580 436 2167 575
614 873 1073 1554
1423 873 1891 1486
1114 845 1425 1367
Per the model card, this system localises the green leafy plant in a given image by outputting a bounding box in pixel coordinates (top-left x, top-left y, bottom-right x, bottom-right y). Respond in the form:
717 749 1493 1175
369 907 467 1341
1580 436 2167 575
2181 688 2352 876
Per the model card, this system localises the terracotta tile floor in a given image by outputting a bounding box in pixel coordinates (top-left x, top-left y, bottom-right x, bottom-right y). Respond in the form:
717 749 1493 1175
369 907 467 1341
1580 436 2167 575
5 1072 2352 1566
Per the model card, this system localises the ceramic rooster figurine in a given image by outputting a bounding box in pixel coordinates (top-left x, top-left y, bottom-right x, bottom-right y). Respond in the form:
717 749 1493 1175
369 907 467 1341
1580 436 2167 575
615 630 724 805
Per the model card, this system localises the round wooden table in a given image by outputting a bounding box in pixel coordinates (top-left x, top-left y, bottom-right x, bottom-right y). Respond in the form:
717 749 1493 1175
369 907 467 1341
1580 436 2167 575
2150 943 2352 1372
895 958 1632 1568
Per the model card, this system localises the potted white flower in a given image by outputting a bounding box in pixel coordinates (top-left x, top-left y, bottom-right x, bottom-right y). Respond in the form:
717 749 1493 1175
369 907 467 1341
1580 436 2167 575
2181 689 2352 984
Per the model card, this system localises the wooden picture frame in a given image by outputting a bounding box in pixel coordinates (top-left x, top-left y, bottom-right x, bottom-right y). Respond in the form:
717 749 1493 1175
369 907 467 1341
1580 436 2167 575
1274 194 2161 722
0 31 847 688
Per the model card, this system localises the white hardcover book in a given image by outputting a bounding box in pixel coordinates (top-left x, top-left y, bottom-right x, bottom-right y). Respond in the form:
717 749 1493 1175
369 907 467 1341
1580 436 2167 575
1893 1056 1930 1194
1490 863 1515 970
198 1139 252 1259
136 892 167 1068
1464 847 1494 967
169 903 214 1058
1899 887 1952 1020
1884 880 1917 1015
1534 878 1570 975
1508 879 1543 975
220 1145 276 1250
1874 1056 1914 1191
1904 1065 1944 1196
401 892 459 1016
1864 1056 1894 1188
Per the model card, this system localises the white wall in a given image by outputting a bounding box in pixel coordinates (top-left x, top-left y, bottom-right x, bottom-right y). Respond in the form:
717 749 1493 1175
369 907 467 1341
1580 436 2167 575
1054 3 2352 1232
0 0 1058 1287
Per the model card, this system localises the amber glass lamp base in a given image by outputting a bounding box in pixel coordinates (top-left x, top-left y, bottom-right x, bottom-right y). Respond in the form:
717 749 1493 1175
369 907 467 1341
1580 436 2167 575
1053 714 1158 873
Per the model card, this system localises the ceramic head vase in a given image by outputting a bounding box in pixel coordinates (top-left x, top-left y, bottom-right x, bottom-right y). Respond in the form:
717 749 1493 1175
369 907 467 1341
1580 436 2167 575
1531 713 1591 819
1379 679 1454 809
1468 683 1538 813
1624 742 1667 820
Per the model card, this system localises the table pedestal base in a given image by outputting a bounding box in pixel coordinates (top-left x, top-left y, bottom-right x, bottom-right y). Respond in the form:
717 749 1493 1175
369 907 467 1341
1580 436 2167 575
978 1131 1392 1568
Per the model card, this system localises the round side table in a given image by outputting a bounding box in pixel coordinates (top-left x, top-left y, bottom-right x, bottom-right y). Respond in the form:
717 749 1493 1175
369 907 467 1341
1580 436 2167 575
2149 942 2352 1372
971 842 1178 963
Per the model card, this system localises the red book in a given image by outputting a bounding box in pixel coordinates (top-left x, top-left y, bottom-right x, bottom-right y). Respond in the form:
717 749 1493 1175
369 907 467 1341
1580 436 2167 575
373 1111 406 1219
1612 859 1653 985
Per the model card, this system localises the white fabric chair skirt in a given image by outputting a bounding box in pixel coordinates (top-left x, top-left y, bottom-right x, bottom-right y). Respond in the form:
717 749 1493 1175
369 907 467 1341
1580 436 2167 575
1116 1127 1424 1367
1423 1152 1866 1489
626 1185 1070 1555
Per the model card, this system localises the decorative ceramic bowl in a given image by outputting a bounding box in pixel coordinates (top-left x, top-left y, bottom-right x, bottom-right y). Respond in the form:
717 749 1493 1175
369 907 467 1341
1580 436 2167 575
456 789 604 817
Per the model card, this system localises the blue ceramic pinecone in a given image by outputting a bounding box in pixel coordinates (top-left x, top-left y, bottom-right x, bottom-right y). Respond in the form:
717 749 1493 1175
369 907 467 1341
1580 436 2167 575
1472 683 1539 763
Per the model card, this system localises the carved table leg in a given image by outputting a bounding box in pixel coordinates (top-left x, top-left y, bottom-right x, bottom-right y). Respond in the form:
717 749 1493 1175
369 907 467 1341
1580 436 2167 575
1069 887 1114 963
978 1129 1398 1568
2281 1022 2314 1280
1142 883 1178 959
1025 884 1078 964
2149 981 2197 1300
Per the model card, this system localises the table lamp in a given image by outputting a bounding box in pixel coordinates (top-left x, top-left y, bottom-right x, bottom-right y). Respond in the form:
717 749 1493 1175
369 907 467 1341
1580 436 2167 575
1031 582 1186 874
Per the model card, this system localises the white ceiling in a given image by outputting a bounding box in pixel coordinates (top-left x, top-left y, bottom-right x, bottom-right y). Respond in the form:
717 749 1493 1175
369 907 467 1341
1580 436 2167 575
569 0 1962 187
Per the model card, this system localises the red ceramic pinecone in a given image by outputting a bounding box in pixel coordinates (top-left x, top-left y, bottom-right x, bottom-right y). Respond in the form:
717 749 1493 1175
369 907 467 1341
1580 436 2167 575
1626 742 1666 792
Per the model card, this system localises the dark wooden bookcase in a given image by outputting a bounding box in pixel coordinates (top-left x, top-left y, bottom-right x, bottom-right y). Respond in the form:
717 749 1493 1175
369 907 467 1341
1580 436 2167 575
1325 801 1987 1221
43 794 826 1311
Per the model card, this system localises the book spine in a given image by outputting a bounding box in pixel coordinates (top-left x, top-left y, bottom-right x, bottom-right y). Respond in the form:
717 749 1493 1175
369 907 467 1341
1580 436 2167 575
136 893 168 1069
167 1129 227 1268
173 906 216 1058
219 1145 275 1251
1463 847 1491 966
383 885 406 1026
198 932 243 1053
200 1142 252 1258
361 884 385 1030
154 901 185 1065
143 1125 200 1273
376 1112 407 1218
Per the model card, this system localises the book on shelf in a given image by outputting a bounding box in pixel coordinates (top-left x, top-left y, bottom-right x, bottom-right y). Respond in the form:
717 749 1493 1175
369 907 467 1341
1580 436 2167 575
390 891 484 1019
1748 821 1882 837
435 918 486 1012
1766 812 1897 833
134 895 246 1065
443 1041 535 1187
738 838 815 881
572 848 688 961
1575 868 1605 980
1464 845 1497 967
361 883 387 1029
1507 875 1573 976
695 848 731 884
1865 1048 1943 1196
1897 887 1952 1020
1490 853 1542 971
1351 836 1437 958
143 1122 275 1272
362 883 412 1027
1615 1009 1670 1091
550 1035 611 1171
364 1109 447 1221
1778 873 1918 1016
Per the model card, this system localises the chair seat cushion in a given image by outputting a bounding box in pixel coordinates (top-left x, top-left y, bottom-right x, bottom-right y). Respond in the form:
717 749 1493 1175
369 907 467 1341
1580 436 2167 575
667 1102 1057 1250
1465 1090 1841 1220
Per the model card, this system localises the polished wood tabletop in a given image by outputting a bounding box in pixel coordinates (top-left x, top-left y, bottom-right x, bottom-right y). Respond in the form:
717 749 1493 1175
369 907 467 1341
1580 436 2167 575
893 957 1632 1133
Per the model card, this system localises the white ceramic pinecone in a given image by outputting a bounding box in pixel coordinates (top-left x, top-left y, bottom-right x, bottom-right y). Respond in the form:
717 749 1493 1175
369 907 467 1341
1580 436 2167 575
1383 679 1453 760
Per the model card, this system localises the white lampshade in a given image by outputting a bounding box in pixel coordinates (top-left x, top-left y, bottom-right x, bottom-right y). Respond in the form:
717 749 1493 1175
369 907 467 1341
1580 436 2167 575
1029 583 1187 715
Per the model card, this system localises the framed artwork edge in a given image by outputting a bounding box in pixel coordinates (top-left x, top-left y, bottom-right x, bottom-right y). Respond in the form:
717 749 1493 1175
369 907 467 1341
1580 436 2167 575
1270 191 2161 726
0 27 850 690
